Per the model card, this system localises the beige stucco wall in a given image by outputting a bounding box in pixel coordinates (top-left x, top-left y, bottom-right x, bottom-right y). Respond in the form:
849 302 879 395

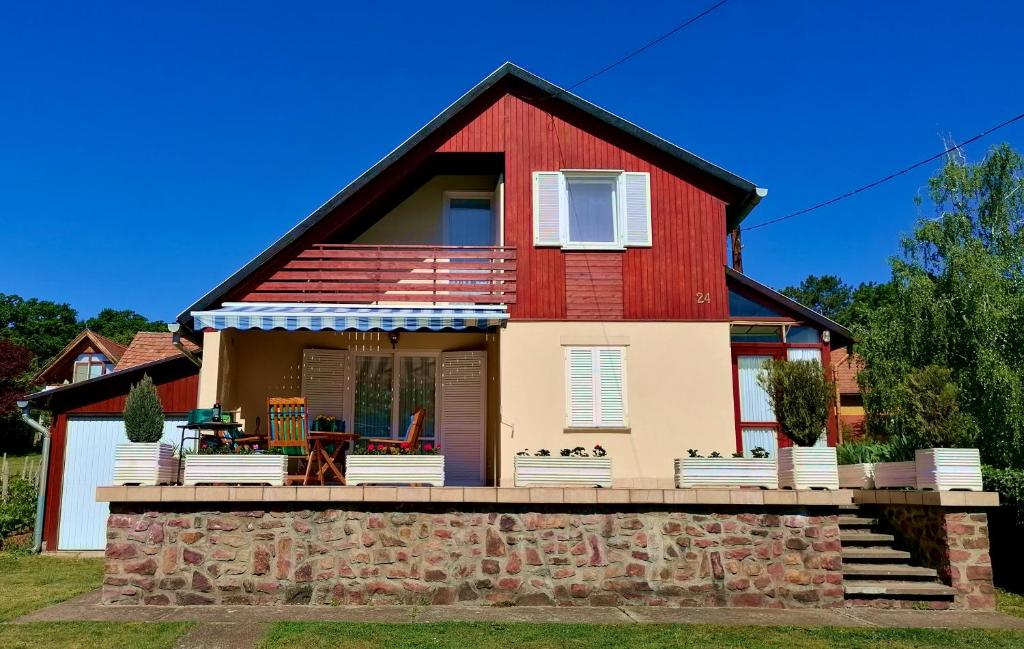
354 175 498 245
498 321 736 488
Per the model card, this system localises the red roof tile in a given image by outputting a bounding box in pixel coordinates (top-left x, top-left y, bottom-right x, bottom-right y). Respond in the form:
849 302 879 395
116 332 200 371
831 348 864 395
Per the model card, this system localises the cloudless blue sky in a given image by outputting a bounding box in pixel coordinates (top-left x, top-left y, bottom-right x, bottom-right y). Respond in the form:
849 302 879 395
3 1 1023 321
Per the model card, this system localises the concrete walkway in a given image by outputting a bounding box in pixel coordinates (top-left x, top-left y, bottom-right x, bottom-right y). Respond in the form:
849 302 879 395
12 589 1024 631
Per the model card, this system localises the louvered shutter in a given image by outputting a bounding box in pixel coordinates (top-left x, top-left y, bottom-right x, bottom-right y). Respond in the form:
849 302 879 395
620 172 652 247
300 348 348 424
566 348 597 427
439 351 486 486
532 171 563 246
597 348 626 426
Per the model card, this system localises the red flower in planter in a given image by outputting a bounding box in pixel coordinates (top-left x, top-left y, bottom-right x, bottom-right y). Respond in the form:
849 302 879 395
367 443 376 452
400 442 411 451
423 443 433 452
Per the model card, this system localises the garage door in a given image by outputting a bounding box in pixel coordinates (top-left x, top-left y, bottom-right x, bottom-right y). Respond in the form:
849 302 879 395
59 416 187 551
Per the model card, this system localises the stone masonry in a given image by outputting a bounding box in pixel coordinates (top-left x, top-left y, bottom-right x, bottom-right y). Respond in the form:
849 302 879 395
877 505 995 609
102 505 844 608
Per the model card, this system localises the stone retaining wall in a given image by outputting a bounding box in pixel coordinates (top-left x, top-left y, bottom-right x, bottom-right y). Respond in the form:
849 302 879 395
102 504 844 608
877 505 995 609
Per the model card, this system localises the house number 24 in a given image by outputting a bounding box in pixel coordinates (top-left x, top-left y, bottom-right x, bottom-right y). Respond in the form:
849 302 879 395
696 292 711 304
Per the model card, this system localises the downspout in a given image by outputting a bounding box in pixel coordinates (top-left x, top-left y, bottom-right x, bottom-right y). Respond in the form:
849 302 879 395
167 323 202 367
18 400 50 554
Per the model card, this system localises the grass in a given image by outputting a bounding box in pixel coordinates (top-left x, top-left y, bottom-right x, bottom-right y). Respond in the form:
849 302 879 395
0 622 190 649
257 622 1024 649
997 588 1024 619
0 553 104 622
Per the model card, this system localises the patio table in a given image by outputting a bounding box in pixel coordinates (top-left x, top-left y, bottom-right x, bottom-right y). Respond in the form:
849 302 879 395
304 432 359 485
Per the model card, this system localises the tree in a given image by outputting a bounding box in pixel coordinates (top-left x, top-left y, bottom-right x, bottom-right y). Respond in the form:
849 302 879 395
781 275 852 322
0 339 34 416
123 375 165 443
758 359 833 447
0 294 79 363
85 309 167 345
858 143 1024 468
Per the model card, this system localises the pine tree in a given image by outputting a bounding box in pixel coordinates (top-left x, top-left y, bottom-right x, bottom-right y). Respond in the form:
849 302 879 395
123 374 165 443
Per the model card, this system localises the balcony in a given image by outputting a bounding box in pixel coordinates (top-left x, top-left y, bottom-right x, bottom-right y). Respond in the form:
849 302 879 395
249 244 517 305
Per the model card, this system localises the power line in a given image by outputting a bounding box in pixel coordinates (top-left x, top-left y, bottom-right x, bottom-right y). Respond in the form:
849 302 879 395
744 110 1024 232
567 0 731 91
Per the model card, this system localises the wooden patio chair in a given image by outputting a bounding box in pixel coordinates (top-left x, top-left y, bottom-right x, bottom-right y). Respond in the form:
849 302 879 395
359 408 427 449
267 397 309 483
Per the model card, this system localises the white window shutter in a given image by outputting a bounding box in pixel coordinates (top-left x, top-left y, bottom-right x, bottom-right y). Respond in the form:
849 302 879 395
597 348 627 426
620 172 652 247
533 171 563 246
439 351 486 486
566 348 596 427
301 348 348 423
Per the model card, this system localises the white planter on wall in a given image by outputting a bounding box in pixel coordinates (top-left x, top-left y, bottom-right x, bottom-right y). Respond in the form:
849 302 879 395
514 456 612 488
113 443 176 486
674 458 778 489
873 461 917 489
778 447 839 490
916 448 983 491
347 455 445 487
838 463 875 489
183 454 287 486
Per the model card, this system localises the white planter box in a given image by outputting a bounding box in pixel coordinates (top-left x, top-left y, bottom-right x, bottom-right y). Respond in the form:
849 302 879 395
778 447 839 490
916 448 983 491
838 463 875 489
183 454 287 486
514 456 612 488
113 443 176 486
674 458 778 489
347 455 445 486
873 461 917 488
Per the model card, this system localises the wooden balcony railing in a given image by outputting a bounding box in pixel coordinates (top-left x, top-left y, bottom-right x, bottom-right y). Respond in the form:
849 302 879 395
250 244 517 304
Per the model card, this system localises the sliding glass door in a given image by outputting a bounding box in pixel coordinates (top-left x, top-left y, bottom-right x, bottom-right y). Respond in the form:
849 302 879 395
353 353 436 441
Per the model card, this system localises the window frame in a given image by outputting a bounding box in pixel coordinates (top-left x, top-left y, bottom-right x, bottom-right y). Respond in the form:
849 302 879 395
563 345 629 430
560 172 624 251
348 350 441 442
72 353 110 383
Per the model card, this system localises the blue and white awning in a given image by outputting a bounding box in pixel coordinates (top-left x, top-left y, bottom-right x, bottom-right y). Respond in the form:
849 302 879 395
192 302 509 332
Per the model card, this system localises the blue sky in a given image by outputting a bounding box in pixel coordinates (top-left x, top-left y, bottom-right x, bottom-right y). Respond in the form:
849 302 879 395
3 1 1023 321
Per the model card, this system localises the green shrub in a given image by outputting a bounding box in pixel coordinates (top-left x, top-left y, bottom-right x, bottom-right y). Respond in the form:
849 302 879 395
900 365 978 449
0 477 37 541
758 359 833 447
123 374 165 443
836 440 889 465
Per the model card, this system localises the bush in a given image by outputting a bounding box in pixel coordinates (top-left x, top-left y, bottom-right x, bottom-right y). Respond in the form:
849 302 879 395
0 477 37 542
758 359 833 447
836 440 889 465
983 465 1024 590
900 365 977 449
123 374 165 443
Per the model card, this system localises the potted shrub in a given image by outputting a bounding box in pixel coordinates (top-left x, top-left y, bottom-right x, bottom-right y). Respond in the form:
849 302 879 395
183 447 287 486
514 446 612 487
674 447 777 489
759 359 839 489
836 441 888 489
871 432 918 488
347 441 445 486
113 375 176 486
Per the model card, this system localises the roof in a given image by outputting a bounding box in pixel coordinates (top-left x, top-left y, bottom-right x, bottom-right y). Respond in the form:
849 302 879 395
178 62 766 328
725 267 854 346
831 347 864 395
33 329 128 382
115 332 200 371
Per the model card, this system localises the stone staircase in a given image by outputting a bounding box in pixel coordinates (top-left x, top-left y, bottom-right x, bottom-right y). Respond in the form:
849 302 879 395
840 507 957 609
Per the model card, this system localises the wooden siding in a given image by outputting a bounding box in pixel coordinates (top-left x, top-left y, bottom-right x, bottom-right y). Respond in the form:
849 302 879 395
565 252 624 319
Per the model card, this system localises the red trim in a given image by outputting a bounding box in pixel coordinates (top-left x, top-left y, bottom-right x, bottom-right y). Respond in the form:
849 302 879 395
42 414 67 551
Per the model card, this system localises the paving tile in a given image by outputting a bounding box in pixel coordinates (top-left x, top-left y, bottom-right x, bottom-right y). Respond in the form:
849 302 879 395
462 488 498 503
329 486 365 502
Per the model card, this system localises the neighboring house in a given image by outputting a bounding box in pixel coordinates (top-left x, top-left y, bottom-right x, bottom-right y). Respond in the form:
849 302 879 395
176 63 851 489
33 329 127 389
28 332 200 551
831 347 866 439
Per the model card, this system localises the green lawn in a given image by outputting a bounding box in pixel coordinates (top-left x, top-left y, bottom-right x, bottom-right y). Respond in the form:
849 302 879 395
0 622 190 649
997 589 1024 619
2 453 42 481
257 622 1024 649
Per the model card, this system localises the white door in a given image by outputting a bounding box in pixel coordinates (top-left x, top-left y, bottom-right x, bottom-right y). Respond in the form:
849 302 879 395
59 416 186 550
439 351 487 486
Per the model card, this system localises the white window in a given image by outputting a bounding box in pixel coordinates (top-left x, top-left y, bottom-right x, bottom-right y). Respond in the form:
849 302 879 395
565 346 627 428
533 171 651 249
72 353 111 383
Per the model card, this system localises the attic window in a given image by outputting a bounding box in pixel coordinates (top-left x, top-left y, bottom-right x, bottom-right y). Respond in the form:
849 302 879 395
73 353 112 383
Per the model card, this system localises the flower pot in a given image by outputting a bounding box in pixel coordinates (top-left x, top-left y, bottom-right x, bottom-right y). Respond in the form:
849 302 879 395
873 461 917 489
838 463 875 489
513 456 612 488
778 447 839 490
915 448 982 491
347 455 445 486
113 443 176 486
183 454 287 486
674 457 778 489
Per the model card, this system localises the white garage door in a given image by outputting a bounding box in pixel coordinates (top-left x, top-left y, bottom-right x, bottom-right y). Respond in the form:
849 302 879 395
59 416 187 551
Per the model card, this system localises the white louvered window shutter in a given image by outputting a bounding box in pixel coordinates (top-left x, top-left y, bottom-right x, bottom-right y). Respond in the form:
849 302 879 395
439 351 486 486
597 348 626 426
566 348 596 427
620 172 652 247
301 348 348 424
566 347 628 428
533 171 564 246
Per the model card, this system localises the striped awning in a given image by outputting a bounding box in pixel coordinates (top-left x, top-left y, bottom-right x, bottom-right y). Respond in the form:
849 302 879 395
192 303 509 332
